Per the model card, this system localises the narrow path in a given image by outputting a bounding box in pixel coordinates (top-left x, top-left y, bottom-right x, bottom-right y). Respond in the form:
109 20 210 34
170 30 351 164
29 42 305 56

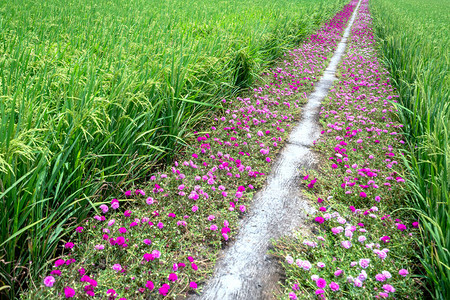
193 1 362 299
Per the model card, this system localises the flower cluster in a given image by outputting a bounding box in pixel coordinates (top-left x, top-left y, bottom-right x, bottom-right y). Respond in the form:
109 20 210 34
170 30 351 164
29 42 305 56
274 0 421 299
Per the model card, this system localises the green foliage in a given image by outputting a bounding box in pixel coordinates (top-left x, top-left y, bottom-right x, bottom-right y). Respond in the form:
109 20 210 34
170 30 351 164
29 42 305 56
0 0 347 297
371 0 450 298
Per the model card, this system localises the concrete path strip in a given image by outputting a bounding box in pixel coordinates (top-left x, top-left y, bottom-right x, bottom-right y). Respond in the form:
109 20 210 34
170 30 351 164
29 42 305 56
192 1 362 299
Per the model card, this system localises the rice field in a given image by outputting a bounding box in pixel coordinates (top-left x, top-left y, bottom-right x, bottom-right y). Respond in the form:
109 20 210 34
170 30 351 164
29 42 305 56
371 0 450 298
0 0 348 297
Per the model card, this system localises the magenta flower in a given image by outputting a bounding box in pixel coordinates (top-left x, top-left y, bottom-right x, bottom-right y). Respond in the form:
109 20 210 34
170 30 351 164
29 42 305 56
316 278 327 288
147 281 155 291
399 269 409 277
396 223 407 231
168 273 178 281
380 236 391 243
315 216 324 224
359 191 367 198
64 242 74 249
75 227 83 233
50 270 61 276
190 282 197 289
64 286 76 298
289 292 297 299
158 284 170 296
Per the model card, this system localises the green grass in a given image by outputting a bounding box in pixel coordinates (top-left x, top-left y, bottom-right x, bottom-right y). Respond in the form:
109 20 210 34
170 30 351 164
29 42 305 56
0 0 347 297
370 0 450 298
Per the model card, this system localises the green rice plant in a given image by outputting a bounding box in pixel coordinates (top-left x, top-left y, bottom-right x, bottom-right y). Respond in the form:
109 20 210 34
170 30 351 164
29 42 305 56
371 0 450 298
0 0 348 298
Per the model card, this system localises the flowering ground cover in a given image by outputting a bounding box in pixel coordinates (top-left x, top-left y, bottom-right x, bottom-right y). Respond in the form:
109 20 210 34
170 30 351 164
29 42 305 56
271 0 423 299
23 1 360 299
0 0 350 298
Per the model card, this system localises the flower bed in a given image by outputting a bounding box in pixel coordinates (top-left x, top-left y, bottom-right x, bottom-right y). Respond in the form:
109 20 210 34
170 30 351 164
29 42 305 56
27 1 360 299
272 0 422 299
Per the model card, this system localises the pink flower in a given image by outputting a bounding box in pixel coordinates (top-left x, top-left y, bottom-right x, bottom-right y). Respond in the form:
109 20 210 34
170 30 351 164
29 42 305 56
289 292 297 299
382 284 396 293
239 205 246 212
75 227 83 233
375 274 386 282
380 236 391 243
359 258 370 269
360 192 367 198
399 269 409 277
210 224 218 231
158 284 170 296
99 204 108 213
152 250 161 259
157 222 164 229
192 205 198 212
334 269 343 277
329 282 340 291
146 281 154 290
191 263 198 270
65 242 74 249
143 239 152 245
396 223 407 231
50 270 61 276
64 286 76 298
315 217 324 224
307 178 317 189
168 273 178 281
316 278 327 288
190 282 197 289
412 222 419 228
124 190 132 197
341 241 352 249
112 264 122 272
44 276 55 287
55 259 65 267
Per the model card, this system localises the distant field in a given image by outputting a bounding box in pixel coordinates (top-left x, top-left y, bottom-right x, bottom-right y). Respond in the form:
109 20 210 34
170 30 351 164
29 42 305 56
0 0 346 297
371 0 450 298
